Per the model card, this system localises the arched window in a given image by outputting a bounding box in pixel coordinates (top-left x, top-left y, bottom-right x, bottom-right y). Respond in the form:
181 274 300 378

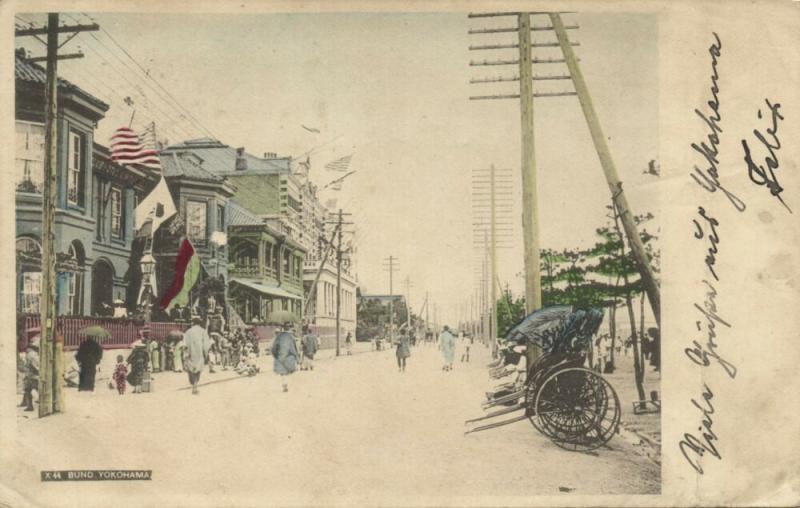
16 237 42 314
67 242 85 315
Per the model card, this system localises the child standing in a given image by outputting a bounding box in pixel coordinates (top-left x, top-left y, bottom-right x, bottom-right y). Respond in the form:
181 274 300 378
112 354 128 395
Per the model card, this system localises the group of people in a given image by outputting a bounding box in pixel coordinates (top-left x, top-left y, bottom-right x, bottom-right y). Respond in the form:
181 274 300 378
375 325 473 374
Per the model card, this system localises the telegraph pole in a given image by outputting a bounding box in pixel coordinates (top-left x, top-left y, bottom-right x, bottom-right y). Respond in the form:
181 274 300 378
489 165 499 355
382 256 399 343
335 210 343 357
16 14 100 417
403 275 413 329
549 12 661 326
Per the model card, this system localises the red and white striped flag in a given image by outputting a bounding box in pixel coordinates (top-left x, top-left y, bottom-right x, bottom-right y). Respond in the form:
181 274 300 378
110 125 160 169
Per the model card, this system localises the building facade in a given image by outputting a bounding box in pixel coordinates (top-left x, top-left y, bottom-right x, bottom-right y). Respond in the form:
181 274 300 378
15 50 158 317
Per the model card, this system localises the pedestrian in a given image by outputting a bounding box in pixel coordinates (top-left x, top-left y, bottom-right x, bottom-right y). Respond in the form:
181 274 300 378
209 332 221 374
301 326 319 371
648 327 660 372
76 334 103 392
173 337 184 373
438 325 456 371
395 331 411 372
459 330 470 363
219 332 231 370
112 355 128 395
144 330 160 373
183 316 212 395
345 332 353 356
126 340 149 394
271 321 299 393
19 332 40 412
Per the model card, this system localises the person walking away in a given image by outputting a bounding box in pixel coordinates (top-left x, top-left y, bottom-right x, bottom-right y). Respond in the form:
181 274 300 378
439 326 456 371
301 327 319 371
219 332 231 370
173 337 184 373
271 322 299 393
345 332 353 356
76 335 103 392
395 332 411 372
144 330 160 373
183 316 212 395
126 340 149 394
459 330 471 363
208 333 221 374
20 333 40 411
112 355 128 395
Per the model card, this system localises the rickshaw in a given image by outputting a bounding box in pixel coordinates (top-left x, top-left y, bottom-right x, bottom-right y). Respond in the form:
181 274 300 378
465 306 621 452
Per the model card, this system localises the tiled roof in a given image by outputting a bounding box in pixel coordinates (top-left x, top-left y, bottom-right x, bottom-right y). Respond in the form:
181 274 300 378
161 152 224 182
228 201 262 226
15 51 109 111
163 140 292 175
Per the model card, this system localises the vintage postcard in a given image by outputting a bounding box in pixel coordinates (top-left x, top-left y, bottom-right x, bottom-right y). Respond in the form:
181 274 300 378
0 0 797 506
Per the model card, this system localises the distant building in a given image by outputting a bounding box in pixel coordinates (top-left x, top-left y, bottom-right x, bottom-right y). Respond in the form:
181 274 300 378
14 49 158 316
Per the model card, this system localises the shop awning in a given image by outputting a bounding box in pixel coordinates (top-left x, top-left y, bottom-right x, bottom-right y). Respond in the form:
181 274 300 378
230 278 301 300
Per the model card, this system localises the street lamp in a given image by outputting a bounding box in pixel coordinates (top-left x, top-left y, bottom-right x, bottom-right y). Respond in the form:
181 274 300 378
140 253 156 322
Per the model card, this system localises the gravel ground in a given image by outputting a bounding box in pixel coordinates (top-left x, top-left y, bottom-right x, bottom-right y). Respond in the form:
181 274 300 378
7 343 660 507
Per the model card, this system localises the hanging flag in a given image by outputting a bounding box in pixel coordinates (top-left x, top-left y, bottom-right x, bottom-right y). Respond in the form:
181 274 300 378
135 175 176 233
324 154 352 172
322 170 357 191
159 239 201 311
110 125 160 169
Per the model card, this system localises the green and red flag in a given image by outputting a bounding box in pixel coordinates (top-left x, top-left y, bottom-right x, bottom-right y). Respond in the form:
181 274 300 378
160 239 201 311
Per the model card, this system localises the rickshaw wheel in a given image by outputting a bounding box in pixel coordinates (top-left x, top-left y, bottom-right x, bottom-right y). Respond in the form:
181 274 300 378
533 367 621 452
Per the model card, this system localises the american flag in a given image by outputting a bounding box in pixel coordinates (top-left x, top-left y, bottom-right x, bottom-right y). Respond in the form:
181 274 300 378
110 124 161 169
324 154 352 172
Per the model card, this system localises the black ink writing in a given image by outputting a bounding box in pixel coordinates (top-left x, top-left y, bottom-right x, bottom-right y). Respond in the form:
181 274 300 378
742 99 791 213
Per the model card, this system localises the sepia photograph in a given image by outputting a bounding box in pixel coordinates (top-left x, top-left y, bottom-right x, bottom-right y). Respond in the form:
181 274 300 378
2 1 798 507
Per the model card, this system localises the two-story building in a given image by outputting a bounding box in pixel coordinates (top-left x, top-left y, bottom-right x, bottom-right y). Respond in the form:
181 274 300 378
15 49 158 317
227 202 306 323
150 151 236 320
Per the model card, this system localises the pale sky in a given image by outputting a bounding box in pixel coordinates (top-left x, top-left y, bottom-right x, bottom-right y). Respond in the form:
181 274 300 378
17 11 659 325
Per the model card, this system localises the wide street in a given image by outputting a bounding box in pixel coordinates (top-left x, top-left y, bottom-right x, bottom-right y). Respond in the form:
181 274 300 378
9 343 659 506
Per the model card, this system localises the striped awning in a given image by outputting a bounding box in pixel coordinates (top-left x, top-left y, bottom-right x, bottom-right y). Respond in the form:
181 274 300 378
230 278 301 300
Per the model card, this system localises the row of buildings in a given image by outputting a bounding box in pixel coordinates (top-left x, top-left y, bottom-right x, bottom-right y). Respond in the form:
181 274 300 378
14 48 358 341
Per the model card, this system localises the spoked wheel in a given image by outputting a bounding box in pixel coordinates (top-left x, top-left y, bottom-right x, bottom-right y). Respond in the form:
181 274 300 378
532 368 621 452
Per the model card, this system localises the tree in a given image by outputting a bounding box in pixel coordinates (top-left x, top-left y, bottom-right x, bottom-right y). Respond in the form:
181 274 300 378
587 203 657 404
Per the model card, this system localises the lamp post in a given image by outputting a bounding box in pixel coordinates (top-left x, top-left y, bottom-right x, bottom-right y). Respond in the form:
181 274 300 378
140 254 156 323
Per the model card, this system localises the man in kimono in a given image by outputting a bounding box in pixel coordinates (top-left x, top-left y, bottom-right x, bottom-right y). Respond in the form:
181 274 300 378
19 333 40 411
438 325 456 372
183 316 212 395
144 329 160 373
271 322 299 393
301 326 319 371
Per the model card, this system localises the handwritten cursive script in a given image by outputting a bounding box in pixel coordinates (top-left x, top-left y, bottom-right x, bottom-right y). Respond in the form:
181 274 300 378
689 32 746 212
679 384 721 474
741 99 791 213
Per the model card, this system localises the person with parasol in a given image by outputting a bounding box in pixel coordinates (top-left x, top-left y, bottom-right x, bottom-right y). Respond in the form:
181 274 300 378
126 338 150 394
269 310 299 393
76 326 107 391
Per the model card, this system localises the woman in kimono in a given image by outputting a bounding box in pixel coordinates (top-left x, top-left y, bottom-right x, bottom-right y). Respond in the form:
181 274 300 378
438 325 456 372
126 340 149 394
146 335 161 373
395 332 411 373
270 322 299 392
76 336 103 391
173 339 184 372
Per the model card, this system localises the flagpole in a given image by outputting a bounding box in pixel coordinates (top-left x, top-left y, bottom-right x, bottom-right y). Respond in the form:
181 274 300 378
128 108 136 128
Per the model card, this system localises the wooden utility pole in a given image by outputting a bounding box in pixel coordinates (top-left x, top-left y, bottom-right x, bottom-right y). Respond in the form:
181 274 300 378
382 256 399 343
15 14 99 417
303 223 341 316
489 164 499 356
517 13 542 320
38 13 60 418
335 209 343 357
403 275 413 329
550 13 661 326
